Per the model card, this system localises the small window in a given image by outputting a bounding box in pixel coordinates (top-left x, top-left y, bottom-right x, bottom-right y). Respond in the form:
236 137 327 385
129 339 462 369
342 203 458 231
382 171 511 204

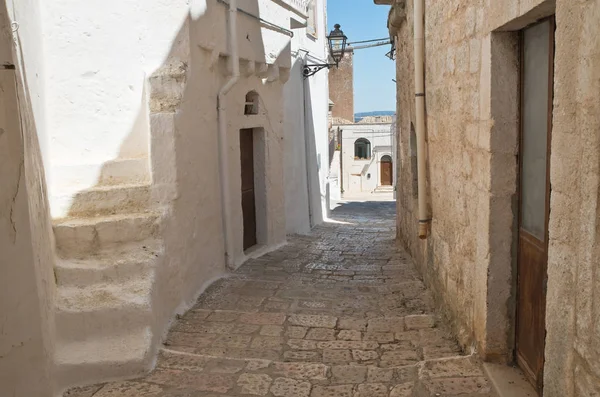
354 138 371 160
245 91 259 115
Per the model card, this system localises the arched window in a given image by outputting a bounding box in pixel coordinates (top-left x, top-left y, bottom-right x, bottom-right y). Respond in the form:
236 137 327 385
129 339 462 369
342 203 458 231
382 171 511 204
354 138 371 160
381 155 392 163
245 91 259 115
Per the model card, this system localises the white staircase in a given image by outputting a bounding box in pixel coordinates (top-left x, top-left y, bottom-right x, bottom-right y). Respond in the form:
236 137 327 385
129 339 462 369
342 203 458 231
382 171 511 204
52 179 162 391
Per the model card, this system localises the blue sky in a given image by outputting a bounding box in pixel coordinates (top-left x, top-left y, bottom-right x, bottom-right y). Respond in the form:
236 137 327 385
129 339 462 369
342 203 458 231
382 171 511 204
327 0 395 113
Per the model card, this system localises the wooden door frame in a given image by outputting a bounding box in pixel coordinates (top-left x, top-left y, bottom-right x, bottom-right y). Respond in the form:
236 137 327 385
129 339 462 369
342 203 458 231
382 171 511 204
515 15 555 394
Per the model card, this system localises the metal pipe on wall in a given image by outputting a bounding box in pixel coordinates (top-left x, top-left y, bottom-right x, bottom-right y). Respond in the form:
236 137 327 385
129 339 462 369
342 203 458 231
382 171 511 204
218 0 239 267
414 0 429 239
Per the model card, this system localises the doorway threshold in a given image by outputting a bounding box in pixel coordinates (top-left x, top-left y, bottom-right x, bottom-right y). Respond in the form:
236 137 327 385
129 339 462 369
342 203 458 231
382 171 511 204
483 363 538 397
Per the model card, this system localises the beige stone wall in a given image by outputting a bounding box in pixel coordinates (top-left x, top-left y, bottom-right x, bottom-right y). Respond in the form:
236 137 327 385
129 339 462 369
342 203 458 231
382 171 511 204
545 1 600 396
328 50 354 122
146 11 289 348
394 0 600 395
0 2 56 395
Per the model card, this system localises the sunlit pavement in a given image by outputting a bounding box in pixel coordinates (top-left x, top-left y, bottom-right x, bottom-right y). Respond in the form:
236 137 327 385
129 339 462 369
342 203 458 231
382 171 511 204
66 200 494 397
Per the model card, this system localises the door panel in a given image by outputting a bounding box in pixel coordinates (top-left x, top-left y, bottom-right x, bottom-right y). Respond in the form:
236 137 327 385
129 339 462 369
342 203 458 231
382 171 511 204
516 18 554 394
240 129 257 251
381 160 393 186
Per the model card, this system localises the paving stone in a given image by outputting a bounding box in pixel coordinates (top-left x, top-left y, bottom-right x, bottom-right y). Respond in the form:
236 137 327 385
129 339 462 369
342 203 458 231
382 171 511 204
395 365 419 383
380 350 420 367
317 341 379 350
323 349 352 363
260 325 284 336
288 339 318 350
287 326 309 339
251 336 284 351
422 376 491 395
285 351 322 361
367 367 394 383
311 385 354 397
364 332 395 343
204 358 247 374
246 359 272 371
145 369 235 393
351 350 379 362
389 383 414 397
289 314 338 328
337 330 362 341
206 311 241 322
93 382 163 396
354 383 389 397
404 314 436 330
331 365 367 384
270 377 312 397
64 385 105 397
70 201 494 397
240 312 286 325
306 328 337 340
272 362 328 380
421 357 484 378
367 317 405 333
237 373 272 395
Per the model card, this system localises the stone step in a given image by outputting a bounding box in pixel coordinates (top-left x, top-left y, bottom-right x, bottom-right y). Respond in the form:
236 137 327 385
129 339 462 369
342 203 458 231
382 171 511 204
55 327 154 394
55 240 163 287
54 212 161 257
374 185 394 193
55 277 153 342
66 183 152 217
97 158 151 186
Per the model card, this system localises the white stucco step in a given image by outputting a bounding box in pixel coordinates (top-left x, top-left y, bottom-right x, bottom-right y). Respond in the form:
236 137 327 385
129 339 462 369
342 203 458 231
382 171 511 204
55 327 153 393
55 240 163 287
54 212 161 256
97 158 151 186
66 183 152 217
56 277 153 341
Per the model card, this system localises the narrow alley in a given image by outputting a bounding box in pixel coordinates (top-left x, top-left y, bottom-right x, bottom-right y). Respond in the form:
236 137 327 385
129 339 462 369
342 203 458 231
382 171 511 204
65 198 494 397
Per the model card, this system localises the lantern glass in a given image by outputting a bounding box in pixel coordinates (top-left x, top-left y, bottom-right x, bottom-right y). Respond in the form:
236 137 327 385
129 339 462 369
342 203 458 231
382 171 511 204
327 24 347 65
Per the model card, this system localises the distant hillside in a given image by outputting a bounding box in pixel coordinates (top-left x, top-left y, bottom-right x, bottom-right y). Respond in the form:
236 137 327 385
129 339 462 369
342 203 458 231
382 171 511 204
354 111 395 122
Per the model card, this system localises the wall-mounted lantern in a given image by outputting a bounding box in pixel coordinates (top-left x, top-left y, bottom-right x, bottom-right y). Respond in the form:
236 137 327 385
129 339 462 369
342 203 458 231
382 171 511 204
303 24 348 78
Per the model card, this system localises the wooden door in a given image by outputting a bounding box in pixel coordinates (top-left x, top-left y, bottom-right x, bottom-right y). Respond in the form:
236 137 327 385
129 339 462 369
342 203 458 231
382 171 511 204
516 18 554 394
240 129 257 251
380 156 393 186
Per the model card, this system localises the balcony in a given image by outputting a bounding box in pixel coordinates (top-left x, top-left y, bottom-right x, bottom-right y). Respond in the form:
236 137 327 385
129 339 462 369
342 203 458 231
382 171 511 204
273 0 309 18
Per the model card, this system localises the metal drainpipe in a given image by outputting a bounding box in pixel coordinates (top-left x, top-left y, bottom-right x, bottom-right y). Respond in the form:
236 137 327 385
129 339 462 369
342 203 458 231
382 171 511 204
414 0 429 239
217 0 239 268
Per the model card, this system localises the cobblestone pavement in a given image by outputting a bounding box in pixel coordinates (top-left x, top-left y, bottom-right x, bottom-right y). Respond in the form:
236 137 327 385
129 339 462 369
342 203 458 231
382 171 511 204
66 200 495 397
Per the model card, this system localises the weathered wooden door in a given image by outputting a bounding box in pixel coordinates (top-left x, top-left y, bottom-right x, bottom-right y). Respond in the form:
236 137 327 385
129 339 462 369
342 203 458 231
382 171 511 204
516 17 554 393
381 156 393 186
240 129 257 251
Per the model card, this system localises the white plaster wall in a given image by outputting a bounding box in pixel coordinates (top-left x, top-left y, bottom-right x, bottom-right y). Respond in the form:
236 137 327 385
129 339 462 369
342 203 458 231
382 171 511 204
145 1 292 360
339 123 394 194
41 0 294 217
0 0 56 394
284 0 330 233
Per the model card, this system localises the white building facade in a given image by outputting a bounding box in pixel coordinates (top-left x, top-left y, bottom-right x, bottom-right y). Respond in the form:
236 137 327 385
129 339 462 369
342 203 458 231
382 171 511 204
0 0 329 395
283 0 331 234
337 119 396 195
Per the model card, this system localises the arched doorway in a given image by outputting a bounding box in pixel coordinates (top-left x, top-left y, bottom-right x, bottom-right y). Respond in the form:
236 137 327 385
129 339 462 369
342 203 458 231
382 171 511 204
380 155 393 186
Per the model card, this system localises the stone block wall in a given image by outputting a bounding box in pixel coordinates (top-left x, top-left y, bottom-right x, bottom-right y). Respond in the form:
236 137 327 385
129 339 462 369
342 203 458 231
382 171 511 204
393 0 600 395
328 50 355 122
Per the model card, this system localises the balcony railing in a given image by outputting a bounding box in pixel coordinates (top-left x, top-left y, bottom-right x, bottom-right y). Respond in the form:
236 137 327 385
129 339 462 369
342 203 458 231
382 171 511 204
273 0 310 18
